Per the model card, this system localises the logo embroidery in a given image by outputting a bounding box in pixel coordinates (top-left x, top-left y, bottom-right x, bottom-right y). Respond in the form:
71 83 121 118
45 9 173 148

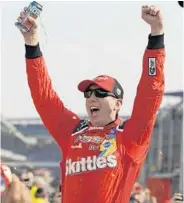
71 143 82 149
74 135 103 144
66 155 117 176
148 57 157 76
89 145 99 150
93 76 108 81
99 128 117 157
88 126 104 131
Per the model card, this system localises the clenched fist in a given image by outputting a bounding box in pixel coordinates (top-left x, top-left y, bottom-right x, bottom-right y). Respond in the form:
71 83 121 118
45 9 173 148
142 5 164 36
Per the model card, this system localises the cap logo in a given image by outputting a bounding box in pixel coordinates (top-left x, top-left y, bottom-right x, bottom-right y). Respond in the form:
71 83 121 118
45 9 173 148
116 88 121 96
93 76 108 81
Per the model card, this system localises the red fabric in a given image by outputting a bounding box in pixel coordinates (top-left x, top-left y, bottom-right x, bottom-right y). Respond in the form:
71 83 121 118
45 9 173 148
26 48 165 203
135 186 143 192
147 177 172 203
0 164 11 188
78 75 115 92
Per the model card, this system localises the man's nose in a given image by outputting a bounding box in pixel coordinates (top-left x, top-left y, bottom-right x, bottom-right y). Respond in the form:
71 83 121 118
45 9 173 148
89 92 97 101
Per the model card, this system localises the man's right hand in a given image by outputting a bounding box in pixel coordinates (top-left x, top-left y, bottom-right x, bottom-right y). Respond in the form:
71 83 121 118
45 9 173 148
17 7 38 46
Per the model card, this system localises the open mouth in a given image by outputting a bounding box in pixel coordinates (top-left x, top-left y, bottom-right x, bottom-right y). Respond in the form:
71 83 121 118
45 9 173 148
90 107 100 115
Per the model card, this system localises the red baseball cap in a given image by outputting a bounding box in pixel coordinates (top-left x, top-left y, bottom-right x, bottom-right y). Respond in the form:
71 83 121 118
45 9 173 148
78 75 124 99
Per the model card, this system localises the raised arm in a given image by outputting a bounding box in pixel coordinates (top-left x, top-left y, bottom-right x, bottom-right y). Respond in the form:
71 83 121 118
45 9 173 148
17 9 80 152
26 47 80 150
123 5 165 162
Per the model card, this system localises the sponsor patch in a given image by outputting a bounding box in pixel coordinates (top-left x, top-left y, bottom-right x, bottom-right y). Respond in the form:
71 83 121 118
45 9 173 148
71 143 82 149
88 126 104 131
74 135 103 144
99 138 117 157
148 57 157 76
88 145 99 150
106 128 116 139
66 155 117 176
93 76 108 81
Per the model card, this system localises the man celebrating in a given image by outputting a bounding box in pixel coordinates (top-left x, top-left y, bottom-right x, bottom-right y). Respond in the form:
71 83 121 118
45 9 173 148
17 4 165 203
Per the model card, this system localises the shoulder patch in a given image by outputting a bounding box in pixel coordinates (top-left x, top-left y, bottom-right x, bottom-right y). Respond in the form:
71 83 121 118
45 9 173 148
72 119 89 134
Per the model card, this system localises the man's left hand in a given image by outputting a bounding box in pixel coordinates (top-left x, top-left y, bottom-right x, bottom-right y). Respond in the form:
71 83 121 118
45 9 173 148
142 5 164 36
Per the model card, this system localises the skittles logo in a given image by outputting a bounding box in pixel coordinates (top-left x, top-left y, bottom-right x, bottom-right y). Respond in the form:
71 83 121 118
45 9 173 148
98 128 117 157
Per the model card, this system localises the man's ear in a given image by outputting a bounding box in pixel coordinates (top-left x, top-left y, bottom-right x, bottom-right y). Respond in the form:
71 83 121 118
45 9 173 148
115 99 123 111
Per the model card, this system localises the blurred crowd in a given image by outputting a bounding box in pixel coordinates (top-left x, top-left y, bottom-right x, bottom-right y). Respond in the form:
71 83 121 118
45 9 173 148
1 166 183 203
1 166 61 203
130 182 157 203
130 182 183 203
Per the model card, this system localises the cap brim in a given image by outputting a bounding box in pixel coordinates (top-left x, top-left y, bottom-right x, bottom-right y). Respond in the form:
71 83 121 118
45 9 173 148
78 79 110 92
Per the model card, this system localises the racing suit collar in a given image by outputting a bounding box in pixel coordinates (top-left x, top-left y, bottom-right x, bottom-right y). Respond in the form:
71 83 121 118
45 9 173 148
88 118 122 131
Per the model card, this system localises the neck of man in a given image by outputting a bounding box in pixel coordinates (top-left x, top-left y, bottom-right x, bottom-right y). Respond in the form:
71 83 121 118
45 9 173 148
91 116 117 127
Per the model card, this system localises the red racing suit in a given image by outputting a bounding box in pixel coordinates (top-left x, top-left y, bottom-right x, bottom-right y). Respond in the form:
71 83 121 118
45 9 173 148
25 34 165 203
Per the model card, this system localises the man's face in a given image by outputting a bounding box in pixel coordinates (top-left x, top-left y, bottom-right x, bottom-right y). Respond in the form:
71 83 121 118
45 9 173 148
85 84 122 126
20 171 34 189
134 190 146 203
